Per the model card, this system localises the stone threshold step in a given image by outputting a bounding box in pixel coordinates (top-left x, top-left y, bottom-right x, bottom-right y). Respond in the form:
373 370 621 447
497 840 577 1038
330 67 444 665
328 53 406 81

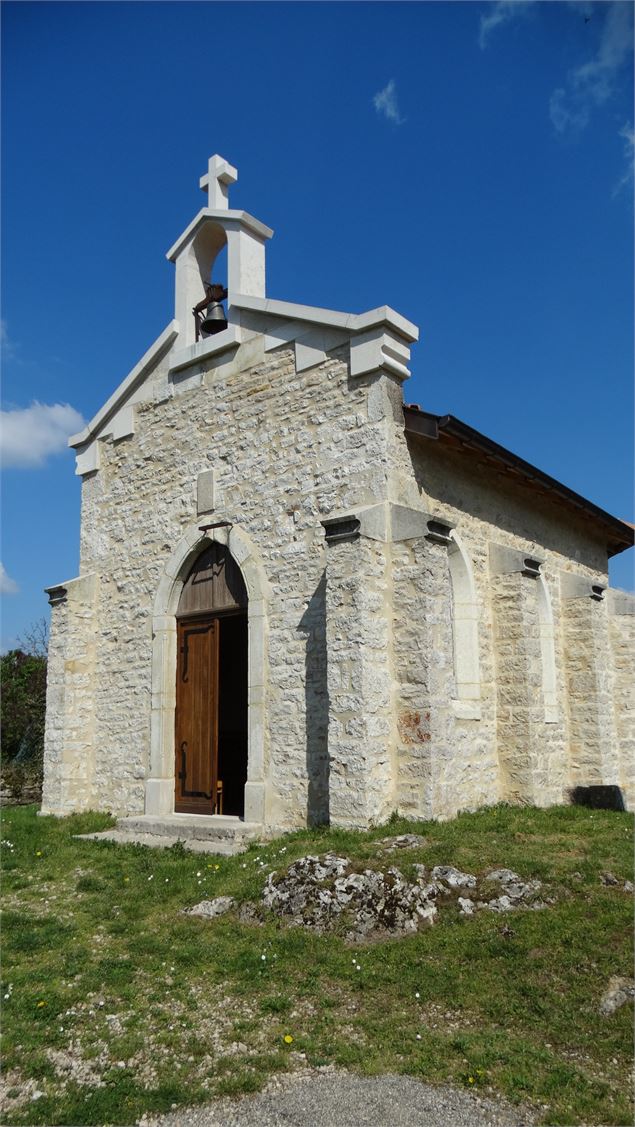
75 829 254 855
115 814 262 841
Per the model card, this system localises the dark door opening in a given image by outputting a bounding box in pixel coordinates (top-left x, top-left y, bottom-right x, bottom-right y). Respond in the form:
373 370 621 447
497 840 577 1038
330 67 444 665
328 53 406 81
217 613 248 817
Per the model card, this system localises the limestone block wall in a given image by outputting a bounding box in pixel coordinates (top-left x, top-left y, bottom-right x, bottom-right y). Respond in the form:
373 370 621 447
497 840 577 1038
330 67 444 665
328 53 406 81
41 575 98 815
561 590 619 792
607 589 635 807
49 339 401 825
42 327 633 825
325 534 395 828
403 434 618 815
391 529 497 822
491 571 549 803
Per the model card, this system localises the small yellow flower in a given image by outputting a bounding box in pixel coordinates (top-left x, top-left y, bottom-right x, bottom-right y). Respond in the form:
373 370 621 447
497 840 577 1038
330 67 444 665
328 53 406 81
37 1000 47 1008
283 1034 293 1044
468 1076 474 1084
36 851 42 857
214 864 220 870
124 877 130 882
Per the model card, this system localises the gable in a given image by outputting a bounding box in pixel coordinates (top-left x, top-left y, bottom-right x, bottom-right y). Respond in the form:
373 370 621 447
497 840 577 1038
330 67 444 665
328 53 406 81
69 297 418 477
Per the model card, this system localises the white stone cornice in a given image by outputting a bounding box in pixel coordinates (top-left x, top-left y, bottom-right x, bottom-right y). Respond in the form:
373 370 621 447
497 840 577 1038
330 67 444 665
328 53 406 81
166 209 274 262
233 293 418 343
168 324 242 375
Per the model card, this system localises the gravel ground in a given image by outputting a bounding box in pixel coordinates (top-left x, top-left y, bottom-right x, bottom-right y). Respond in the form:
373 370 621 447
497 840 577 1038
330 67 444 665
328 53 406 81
139 1069 538 1127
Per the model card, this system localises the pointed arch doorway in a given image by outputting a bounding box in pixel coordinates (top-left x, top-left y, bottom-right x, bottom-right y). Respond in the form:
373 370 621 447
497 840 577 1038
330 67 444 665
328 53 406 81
175 542 248 816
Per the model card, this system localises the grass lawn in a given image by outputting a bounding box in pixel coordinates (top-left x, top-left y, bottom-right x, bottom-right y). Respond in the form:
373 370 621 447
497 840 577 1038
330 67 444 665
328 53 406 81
1 802 633 1126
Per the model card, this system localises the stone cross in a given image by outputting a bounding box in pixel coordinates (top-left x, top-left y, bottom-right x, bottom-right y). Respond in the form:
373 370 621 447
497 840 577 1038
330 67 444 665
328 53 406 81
200 154 238 210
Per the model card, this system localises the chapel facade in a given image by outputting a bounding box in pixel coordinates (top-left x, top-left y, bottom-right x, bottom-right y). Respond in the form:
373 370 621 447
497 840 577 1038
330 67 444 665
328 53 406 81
41 156 635 832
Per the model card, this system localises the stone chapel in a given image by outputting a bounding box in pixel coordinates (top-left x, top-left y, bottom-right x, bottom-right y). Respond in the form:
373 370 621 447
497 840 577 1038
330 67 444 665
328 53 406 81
41 155 635 841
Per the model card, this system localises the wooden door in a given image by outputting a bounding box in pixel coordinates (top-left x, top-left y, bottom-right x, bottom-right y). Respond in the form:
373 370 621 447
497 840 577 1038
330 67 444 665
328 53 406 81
175 616 219 814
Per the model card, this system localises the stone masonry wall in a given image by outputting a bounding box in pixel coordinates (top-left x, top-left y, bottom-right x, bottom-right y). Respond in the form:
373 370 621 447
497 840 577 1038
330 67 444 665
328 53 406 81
491 571 546 804
386 531 475 820
561 594 618 793
608 590 635 807
41 575 98 815
43 330 633 824
325 534 395 828
402 435 620 815
56 340 398 826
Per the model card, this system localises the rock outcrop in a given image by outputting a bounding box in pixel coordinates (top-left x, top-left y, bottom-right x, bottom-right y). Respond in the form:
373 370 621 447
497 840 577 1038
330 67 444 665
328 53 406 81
184 856 549 941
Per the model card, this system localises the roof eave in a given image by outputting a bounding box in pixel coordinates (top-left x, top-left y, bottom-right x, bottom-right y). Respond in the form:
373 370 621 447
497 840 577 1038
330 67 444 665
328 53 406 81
403 405 634 558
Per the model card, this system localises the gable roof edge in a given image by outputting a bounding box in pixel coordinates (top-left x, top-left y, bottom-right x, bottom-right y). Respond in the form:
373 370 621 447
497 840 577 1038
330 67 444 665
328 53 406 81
403 405 634 558
232 294 419 343
69 321 179 449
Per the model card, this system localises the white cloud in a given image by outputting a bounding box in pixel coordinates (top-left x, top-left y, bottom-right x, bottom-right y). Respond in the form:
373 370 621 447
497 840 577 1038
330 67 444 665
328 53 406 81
548 87 589 134
613 121 634 197
478 1 536 50
549 2 633 135
373 79 405 125
0 320 17 360
0 563 19 595
0 401 85 469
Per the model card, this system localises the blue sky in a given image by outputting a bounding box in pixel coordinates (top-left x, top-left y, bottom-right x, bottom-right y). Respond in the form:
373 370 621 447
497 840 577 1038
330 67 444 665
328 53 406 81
1 0 633 650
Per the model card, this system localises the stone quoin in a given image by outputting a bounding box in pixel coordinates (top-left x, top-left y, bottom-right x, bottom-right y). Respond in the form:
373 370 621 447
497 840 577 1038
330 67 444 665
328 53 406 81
41 155 635 834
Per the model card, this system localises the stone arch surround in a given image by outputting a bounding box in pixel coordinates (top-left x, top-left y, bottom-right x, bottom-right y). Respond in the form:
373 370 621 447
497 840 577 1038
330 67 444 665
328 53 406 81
536 573 558 724
448 530 482 720
145 522 270 825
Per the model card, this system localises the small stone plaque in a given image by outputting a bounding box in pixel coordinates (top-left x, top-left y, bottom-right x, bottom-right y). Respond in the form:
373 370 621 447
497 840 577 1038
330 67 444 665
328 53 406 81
197 469 215 515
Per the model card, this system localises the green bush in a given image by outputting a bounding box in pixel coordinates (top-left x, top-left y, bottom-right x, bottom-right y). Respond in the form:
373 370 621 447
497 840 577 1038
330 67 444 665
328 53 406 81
1 619 48 802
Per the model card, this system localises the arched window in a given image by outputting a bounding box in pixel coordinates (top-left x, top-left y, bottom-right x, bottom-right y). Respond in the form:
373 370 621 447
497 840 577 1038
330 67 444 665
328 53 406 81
448 532 481 720
536 575 558 723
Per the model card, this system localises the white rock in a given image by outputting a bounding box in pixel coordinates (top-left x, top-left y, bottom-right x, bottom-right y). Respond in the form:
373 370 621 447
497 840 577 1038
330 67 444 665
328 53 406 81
183 896 235 918
431 865 477 889
484 895 513 913
599 976 635 1016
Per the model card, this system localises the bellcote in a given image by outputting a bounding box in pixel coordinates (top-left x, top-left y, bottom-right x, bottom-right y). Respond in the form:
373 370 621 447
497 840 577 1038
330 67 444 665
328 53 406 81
166 155 274 348
68 155 419 475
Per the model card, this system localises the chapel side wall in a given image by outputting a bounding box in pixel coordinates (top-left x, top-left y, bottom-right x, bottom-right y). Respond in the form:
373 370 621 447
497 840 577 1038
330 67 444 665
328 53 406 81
74 342 395 824
400 435 612 818
607 589 635 809
391 530 498 821
41 575 99 815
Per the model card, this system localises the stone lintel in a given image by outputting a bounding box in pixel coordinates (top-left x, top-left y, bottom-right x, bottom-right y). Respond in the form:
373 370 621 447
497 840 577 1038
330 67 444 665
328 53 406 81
425 518 454 546
322 504 445 545
490 543 543 578
322 516 361 545
349 328 411 381
45 584 68 607
45 573 98 608
391 505 434 542
166 209 274 264
561 573 606 601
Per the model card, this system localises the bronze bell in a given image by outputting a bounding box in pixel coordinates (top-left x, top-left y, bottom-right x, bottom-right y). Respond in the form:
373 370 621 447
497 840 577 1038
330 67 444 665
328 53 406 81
194 283 229 339
200 300 228 335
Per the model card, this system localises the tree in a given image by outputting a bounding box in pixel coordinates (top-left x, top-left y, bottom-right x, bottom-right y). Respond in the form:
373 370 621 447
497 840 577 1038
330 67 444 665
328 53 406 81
1 618 49 766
